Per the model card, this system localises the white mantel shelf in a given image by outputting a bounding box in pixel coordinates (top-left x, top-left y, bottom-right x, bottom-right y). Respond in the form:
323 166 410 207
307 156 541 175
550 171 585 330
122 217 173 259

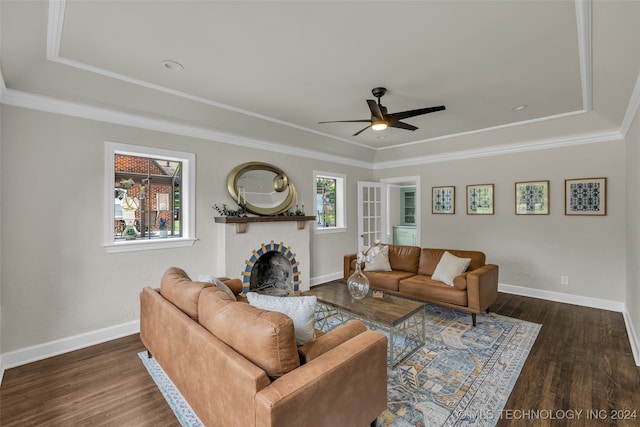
214 216 316 233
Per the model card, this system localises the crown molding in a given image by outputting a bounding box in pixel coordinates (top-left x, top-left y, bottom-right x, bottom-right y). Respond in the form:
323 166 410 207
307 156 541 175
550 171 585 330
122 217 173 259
376 110 588 151
373 129 623 170
0 87 624 171
0 0 628 170
621 71 640 137
45 0 598 153
0 87 374 170
45 0 372 152
576 0 593 112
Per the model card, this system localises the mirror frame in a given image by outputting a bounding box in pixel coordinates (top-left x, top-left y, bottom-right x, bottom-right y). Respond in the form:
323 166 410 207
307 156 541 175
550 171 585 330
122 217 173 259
227 162 297 215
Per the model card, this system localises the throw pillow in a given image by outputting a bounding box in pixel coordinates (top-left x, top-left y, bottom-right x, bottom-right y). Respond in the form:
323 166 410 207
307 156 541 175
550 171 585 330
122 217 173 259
364 244 392 272
246 292 317 345
198 274 237 300
431 251 472 286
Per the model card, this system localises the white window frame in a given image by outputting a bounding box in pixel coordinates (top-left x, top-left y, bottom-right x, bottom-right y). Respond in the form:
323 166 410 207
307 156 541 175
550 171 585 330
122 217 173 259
313 170 346 234
104 141 197 253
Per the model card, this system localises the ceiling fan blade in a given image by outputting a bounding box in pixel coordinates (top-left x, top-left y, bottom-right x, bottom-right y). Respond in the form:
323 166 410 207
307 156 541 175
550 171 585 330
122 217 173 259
353 125 371 136
389 121 418 131
318 119 371 124
385 105 446 121
366 99 385 120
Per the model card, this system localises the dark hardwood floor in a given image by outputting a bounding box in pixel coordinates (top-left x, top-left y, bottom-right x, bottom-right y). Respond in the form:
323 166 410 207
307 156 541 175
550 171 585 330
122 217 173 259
1 293 639 426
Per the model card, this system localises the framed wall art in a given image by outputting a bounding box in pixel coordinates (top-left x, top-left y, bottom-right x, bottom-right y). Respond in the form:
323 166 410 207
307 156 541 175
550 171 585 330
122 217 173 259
432 186 455 214
565 177 607 216
515 180 549 215
467 184 494 215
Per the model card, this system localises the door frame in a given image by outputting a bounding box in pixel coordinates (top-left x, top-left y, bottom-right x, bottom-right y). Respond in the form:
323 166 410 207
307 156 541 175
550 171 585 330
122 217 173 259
380 175 421 247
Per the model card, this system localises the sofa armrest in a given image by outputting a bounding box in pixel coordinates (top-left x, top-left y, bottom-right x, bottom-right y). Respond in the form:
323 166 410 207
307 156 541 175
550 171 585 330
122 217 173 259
466 264 499 312
255 330 388 427
297 320 367 363
343 253 358 281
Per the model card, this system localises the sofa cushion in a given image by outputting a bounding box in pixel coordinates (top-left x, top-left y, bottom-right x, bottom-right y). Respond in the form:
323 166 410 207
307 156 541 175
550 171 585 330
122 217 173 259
431 251 471 286
364 245 392 272
198 274 237 300
198 287 300 379
215 277 243 295
364 270 416 292
160 267 211 320
387 245 421 273
418 248 486 276
399 276 468 307
246 292 317 345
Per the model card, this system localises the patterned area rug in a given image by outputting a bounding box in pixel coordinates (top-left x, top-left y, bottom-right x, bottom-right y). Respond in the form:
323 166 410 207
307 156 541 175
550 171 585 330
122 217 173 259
138 353 204 427
378 305 540 426
138 305 540 427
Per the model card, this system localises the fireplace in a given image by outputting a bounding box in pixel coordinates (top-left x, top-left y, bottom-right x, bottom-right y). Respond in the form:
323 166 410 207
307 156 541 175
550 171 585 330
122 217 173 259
245 241 298 296
214 217 313 294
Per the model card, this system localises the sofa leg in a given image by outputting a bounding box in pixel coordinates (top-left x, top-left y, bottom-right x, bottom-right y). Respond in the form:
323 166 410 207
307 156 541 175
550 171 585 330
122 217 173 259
472 313 477 327
146 350 152 359
371 419 378 427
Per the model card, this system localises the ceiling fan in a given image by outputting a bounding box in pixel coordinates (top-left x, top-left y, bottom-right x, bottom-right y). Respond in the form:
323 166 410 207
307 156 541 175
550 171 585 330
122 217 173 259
318 87 446 136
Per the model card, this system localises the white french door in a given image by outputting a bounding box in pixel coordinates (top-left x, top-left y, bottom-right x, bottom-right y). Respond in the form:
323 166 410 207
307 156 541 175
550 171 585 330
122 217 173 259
357 181 388 250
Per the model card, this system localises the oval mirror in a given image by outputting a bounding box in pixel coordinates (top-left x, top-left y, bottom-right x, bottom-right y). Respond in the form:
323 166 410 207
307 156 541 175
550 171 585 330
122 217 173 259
227 162 297 215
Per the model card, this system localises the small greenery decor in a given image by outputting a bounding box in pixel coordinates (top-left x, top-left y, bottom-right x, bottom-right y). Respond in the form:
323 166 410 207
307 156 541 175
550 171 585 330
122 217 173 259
213 203 307 217
277 206 306 216
213 204 247 217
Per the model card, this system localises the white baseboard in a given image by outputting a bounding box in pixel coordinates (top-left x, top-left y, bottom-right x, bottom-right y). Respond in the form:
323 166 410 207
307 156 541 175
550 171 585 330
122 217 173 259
310 271 343 286
0 320 140 376
622 305 640 367
499 282 640 367
498 282 625 312
2 279 637 387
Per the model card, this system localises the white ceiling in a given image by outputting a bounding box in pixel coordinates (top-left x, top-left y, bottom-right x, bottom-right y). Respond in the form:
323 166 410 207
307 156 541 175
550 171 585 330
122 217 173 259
2 0 640 165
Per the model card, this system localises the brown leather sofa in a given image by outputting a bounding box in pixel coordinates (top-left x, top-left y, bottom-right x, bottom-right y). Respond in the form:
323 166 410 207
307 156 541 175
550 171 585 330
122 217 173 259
344 245 499 326
140 267 388 427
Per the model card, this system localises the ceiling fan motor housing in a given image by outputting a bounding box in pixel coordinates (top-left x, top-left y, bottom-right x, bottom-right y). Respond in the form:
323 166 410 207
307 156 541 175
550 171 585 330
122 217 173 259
372 87 387 99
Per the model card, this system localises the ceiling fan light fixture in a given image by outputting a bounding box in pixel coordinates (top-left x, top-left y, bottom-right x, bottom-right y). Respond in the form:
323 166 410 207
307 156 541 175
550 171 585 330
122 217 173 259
371 120 388 131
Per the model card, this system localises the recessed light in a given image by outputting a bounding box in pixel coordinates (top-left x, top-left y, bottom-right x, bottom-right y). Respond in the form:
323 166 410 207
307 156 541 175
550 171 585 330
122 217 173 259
512 104 527 111
161 60 184 71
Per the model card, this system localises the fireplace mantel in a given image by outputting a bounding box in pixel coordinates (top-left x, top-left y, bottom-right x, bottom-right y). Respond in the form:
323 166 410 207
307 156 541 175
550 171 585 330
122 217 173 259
214 216 316 233
214 216 313 292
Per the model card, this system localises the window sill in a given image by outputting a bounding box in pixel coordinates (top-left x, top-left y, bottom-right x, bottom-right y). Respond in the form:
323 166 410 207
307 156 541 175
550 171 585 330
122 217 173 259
104 238 197 253
314 226 346 235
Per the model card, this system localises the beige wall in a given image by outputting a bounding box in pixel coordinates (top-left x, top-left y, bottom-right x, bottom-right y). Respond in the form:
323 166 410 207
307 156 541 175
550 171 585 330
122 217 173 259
1 103 636 364
625 104 640 361
0 106 372 353
375 139 627 302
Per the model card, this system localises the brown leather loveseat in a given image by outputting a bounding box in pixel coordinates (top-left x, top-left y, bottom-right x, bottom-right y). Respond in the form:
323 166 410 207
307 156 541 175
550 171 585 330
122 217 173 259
344 245 499 326
140 267 388 427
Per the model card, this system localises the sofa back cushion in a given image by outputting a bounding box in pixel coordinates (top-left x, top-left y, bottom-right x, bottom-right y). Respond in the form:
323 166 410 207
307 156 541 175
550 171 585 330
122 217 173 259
418 249 486 276
198 287 300 379
160 267 212 320
388 245 421 273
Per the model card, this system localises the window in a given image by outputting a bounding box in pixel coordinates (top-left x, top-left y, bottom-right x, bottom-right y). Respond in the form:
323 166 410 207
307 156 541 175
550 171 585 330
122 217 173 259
314 171 345 232
104 142 196 253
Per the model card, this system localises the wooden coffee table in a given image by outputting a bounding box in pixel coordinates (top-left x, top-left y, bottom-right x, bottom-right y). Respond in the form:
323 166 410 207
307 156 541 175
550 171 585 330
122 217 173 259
303 281 425 368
